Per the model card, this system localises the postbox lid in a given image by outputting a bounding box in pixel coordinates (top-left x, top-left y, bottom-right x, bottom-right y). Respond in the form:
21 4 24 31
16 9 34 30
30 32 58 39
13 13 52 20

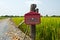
25 11 40 15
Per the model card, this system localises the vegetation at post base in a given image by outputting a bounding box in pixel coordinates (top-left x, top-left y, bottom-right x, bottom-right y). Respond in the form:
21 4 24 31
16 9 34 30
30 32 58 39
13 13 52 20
11 16 60 40
0 15 60 40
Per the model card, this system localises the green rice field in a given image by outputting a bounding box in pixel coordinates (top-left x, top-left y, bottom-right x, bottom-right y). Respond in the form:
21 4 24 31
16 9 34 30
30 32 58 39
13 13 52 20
11 17 60 40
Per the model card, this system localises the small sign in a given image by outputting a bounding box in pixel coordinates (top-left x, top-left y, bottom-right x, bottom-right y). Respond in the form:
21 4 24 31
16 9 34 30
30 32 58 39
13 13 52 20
24 11 41 25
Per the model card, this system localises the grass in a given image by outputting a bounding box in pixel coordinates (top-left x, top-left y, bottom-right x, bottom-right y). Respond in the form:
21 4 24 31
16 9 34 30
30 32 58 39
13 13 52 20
11 17 24 26
0 17 8 20
12 17 60 40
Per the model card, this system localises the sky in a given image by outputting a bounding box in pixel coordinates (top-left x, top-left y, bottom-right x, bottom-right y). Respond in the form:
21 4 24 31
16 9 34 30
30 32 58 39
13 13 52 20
0 0 60 16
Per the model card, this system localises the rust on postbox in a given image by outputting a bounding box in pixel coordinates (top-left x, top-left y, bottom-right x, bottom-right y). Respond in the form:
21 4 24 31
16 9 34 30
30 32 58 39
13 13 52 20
24 11 41 25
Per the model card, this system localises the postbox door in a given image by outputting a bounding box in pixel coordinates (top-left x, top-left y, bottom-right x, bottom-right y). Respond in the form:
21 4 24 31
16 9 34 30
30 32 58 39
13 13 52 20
25 14 40 25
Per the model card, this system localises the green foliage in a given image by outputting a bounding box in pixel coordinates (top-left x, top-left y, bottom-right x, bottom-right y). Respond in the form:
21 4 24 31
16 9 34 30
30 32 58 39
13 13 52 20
0 17 7 19
12 17 60 40
11 17 24 25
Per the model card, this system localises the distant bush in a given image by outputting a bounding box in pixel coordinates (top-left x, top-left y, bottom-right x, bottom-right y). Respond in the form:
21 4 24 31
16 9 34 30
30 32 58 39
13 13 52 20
51 15 60 17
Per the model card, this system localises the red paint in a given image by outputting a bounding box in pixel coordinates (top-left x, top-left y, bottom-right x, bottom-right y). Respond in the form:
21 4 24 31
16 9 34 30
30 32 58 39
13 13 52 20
24 11 41 25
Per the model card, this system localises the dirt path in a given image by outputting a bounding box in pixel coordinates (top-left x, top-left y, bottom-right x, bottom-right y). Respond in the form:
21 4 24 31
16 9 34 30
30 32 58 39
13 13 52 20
0 18 31 40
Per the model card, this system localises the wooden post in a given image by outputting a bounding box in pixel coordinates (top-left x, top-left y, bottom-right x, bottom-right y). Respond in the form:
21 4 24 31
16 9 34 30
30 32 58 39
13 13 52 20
24 4 40 40
30 4 38 40
31 25 36 40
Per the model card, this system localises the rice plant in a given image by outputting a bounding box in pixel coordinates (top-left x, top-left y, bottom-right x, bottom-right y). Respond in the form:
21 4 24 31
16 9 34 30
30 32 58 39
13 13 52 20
12 17 60 40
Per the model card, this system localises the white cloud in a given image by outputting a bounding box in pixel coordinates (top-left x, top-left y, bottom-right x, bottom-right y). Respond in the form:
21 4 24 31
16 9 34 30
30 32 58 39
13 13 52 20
25 0 43 5
0 1 4 6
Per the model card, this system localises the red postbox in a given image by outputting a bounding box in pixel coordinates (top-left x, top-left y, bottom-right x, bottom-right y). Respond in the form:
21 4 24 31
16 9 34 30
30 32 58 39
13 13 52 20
24 11 41 25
